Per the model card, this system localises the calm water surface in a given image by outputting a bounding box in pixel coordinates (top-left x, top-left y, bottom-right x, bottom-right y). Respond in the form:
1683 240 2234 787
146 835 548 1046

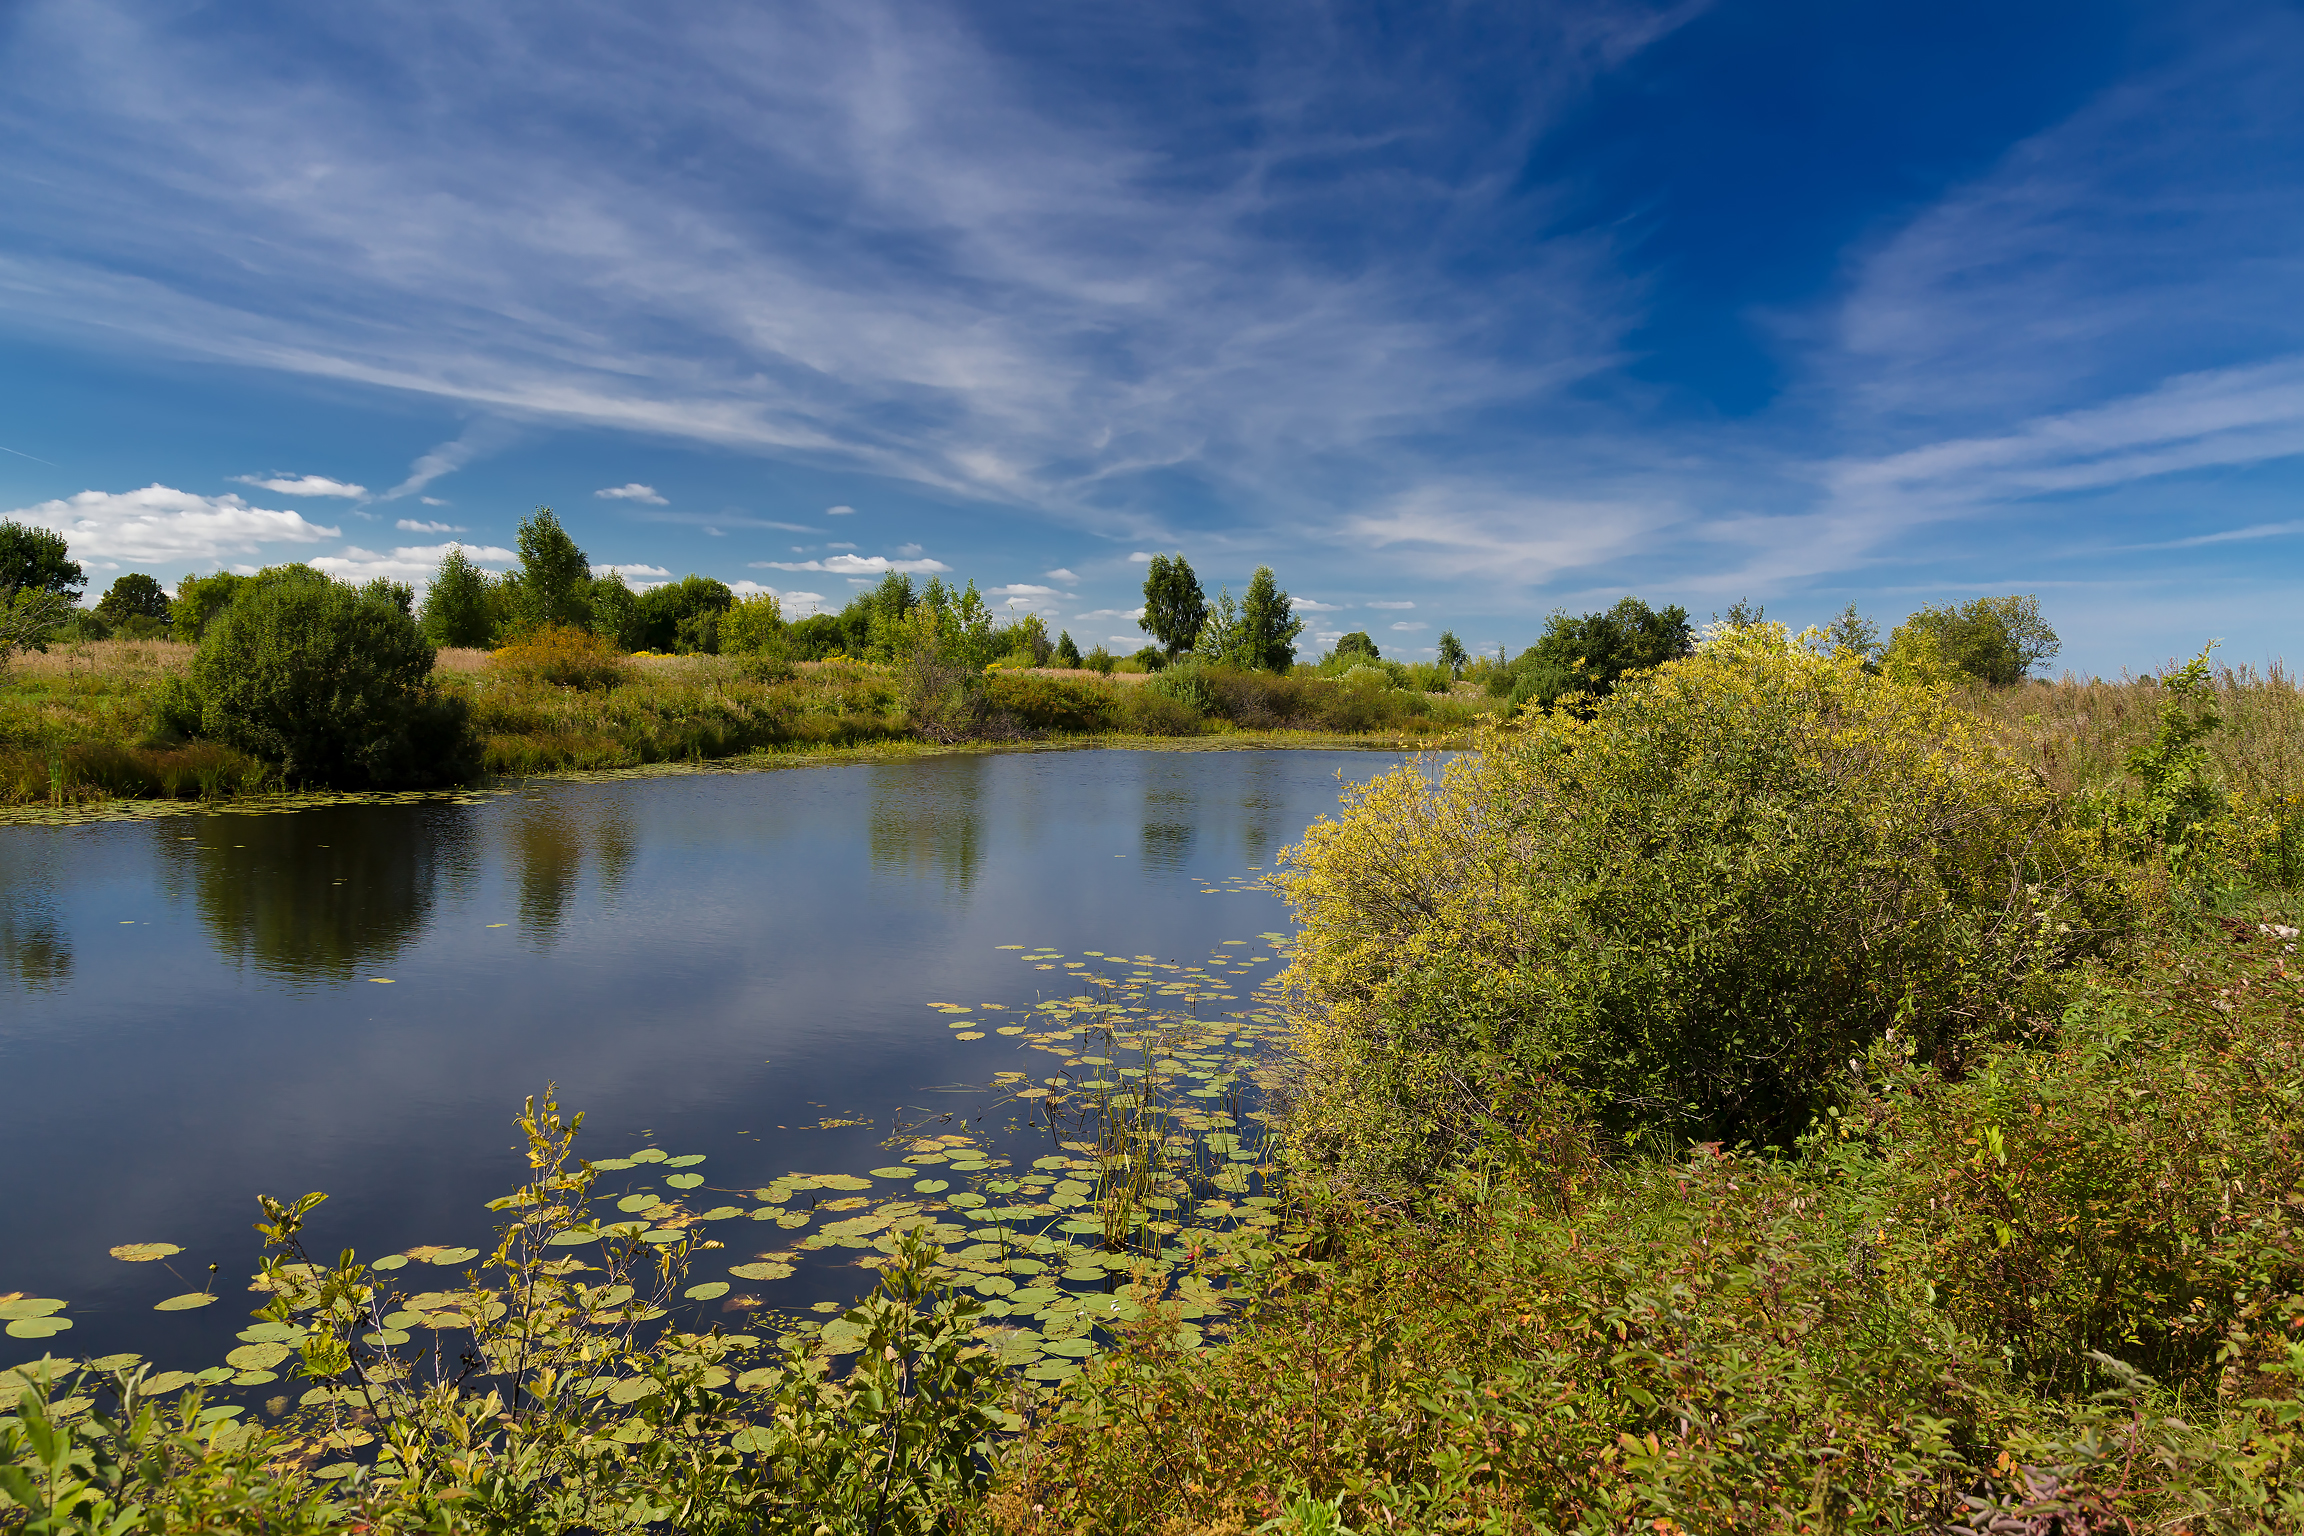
0 748 1402 1368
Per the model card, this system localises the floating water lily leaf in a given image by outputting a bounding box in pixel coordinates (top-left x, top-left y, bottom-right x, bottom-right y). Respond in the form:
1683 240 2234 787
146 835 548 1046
5 1318 71 1339
628 1149 669 1164
663 1154 706 1168
955 1031 986 1040
818 1321 868 1355
108 1243 182 1262
1041 1337 1097 1357
370 1255 408 1271
665 1173 704 1189
144 1370 198 1393
868 1167 918 1179
815 1174 871 1191
616 1193 658 1213
225 1342 290 1370
774 1211 811 1229
728 1262 794 1281
428 1248 481 1266
547 1228 602 1246
642 1229 686 1245
684 1282 730 1300
589 1157 637 1171
0 1298 65 1320
914 1179 950 1194
85 1353 141 1371
699 1205 745 1220
238 1322 307 1344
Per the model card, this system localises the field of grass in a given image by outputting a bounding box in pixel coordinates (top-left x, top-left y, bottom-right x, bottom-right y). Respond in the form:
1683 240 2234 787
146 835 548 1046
0 642 1486 809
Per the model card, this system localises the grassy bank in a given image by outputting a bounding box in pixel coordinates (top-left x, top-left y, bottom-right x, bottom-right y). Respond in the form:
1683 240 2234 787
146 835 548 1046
0 641 1485 807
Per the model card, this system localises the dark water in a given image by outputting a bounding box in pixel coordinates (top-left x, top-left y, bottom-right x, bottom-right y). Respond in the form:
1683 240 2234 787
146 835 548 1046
0 748 1402 1371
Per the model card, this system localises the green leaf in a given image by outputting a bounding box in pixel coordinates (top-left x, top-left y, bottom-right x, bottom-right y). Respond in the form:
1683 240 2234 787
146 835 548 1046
728 1262 794 1281
225 1342 290 1370
0 1297 66 1320
143 1371 198 1393
628 1149 669 1164
589 1157 637 1171
616 1193 659 1212
665 1173 704 1189
5 1317 70 1339
868 1167 919 1179
684 1282 730 1300
108 1243 184 1262
815 1174 872 1191
915 1179 951 1194
1041 1337 1097 1357
153 1293 216 1311
428 1247 481 1265
370 1254 408 1270
663 1154 706 1167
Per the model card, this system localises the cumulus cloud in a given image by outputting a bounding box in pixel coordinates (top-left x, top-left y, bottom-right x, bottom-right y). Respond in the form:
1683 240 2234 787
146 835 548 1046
1293 598 1344 612
1044 568 1079 583
1389 620 1429 631
990 583 1061 598
235 473 368 499
4 484 339 570
596 483 667 503
396 517 465 532
1072 607 1145 624
751 552 951 574
1127 552 1155 563
592 562 673 578
825 505 856 516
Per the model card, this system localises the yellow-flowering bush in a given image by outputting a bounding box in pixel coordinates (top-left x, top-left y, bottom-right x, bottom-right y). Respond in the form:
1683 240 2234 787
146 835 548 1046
1276 624 2123 1193
487 622 628 689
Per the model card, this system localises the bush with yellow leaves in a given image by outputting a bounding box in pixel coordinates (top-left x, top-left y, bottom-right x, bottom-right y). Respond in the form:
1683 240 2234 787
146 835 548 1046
1275 623 2126 1194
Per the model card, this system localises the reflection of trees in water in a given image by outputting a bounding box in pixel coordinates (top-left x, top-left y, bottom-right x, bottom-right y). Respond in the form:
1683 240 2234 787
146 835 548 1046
0 839 72 992
1235 756 1284 864
173 807 441 983
1141 761 1196 873
504 795 640 946
869 757 984 893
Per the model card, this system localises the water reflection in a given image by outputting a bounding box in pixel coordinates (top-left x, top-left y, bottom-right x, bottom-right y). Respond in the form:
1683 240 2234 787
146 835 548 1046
1140 758 1197 872
868 757 985 892
164 810 440 983
0 900 71 991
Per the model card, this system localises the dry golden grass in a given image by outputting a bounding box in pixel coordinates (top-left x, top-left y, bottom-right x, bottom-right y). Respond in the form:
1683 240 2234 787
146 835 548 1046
3 638 195 678
1972 663 2304 804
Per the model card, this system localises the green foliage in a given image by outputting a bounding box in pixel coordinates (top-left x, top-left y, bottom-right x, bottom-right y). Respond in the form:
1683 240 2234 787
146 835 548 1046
93 575 171 629
1052 631 1081 668
1330 631 1378 663
2117 646 2229 861
0 521 83 600
1238 567 1303 673
1821 601 1882 667
1079 646 1114 674
419 547 497 648
978 672 1119 733
1434 630 1466 677
1145 658 1216 716
624 575 737 655
0 588 73 664
1883 594 2059 687
168 575 246 643
1138 555 1207 662
1501 594 1694 714
192 565 477 788
721 594 787 657
488 624 630 690
506 508 593 634
1278 626 2118 1190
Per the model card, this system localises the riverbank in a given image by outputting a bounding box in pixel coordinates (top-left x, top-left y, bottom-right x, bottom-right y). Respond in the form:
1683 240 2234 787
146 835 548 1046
0 640 1487 812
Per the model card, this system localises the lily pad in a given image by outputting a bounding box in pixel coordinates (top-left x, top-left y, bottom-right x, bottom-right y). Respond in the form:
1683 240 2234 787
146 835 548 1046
728 1262 794 1281
5 1318 71 1339
665 1173 704 1189
664 1154 707 1168
684 1282 730 1300
588 1157 637 1171
225 1342 291 1370
108 1243 183 1262
370 1255 408 1271
815 1175 871 1191
428 1248 481 1266
0 1298 65 1320
868 1167 918 1179
144 1371 199 1393
915 1179 950 1194
628 1149 669 1164
616 1193 660 1212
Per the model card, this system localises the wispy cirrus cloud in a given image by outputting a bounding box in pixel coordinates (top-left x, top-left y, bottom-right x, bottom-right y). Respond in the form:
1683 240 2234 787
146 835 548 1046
396 517 465 533
596 483 667 504
751 552 950 574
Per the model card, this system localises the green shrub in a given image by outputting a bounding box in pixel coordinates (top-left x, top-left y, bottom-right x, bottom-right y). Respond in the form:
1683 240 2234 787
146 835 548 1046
192 564 477 788
1144 659 1214 714
979 671 1119 733
488 623 630 689
1278 624 2121 1193
1118 685 1203 736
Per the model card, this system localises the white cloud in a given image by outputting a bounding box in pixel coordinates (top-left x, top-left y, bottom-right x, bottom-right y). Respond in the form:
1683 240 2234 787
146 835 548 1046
1293 598 1344 612
1389 620 1429 632
234 473 368 499
1365 600 1417 610
1072 607 1145 623
893 542 925 558
825 505 856 516
1107 635 1144 647
396 517 466 533
751 553 951 574
990 583 1061 598
592 562 672 578
596 483 667 504
419 496 449 507
1044 568 1079 583
382 420 516 501
1127 552 1155 563
5 484 339 570
309 541 516 586
826 540 857 549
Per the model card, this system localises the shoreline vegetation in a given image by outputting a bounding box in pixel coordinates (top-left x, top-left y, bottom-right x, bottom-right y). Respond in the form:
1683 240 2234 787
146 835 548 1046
5 626 2304 1531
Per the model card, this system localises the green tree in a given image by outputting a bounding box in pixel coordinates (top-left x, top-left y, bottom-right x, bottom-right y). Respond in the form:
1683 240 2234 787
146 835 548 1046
1882 595 2058 687
632 574 736 653
1139 554 1207 661
1193 587 1252 668
192 565 476 787
0 519 83 600
1435 630 1468 677
1333 631 1380 663
1819 602 1880 666
419 546 497 647
94 573 171 627
1054 629 1082 667
508 507 593 632
1238 566 1304 672
1510 596 1693 713
722 592 787 654
170 572 249 642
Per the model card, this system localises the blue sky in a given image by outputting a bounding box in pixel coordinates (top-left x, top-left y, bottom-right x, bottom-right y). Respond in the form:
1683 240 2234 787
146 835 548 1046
2 0 2299 673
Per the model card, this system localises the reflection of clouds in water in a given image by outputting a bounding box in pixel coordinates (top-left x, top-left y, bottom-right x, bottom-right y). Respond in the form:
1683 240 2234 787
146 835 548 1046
167 808 441 984
868 757 986 895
